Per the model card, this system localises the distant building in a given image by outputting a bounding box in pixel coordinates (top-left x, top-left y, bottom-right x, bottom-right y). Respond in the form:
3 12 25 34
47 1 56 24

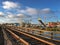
48 22 60 27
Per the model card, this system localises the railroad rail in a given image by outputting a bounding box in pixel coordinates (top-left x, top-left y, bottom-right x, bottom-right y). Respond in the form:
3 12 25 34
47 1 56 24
5 29 29 45
7 27 55 45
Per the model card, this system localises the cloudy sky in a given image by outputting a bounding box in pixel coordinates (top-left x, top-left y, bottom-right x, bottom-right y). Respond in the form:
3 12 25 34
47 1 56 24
0 0 60 24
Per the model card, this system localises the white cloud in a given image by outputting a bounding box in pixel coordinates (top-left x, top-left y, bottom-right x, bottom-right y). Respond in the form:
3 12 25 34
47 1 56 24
18 7 38 15
0 12 4 16
7 15 15 18
6 14 25 23
6 12 13 15
41 8 52 14
2 1 19 9
17 13 26 18
6 13 26 19
20 10 26 13
26 7 37 15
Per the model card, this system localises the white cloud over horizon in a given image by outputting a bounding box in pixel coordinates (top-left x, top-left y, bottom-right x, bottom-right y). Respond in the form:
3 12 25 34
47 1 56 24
0 1 56 24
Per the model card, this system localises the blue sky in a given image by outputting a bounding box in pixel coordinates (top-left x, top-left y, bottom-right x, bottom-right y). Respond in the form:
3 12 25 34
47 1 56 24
0 0 60 24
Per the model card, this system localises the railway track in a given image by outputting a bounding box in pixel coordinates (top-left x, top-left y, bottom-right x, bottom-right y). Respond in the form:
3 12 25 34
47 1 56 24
2 26 21 45
7 29 54 45
5 29 29 45
0 24 59 45
4 26 56 45
5 30 20 45
11 30 48 45
7 26 60 45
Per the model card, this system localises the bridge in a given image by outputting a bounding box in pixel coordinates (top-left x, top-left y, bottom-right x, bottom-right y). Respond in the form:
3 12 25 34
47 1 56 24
0 25 60 45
